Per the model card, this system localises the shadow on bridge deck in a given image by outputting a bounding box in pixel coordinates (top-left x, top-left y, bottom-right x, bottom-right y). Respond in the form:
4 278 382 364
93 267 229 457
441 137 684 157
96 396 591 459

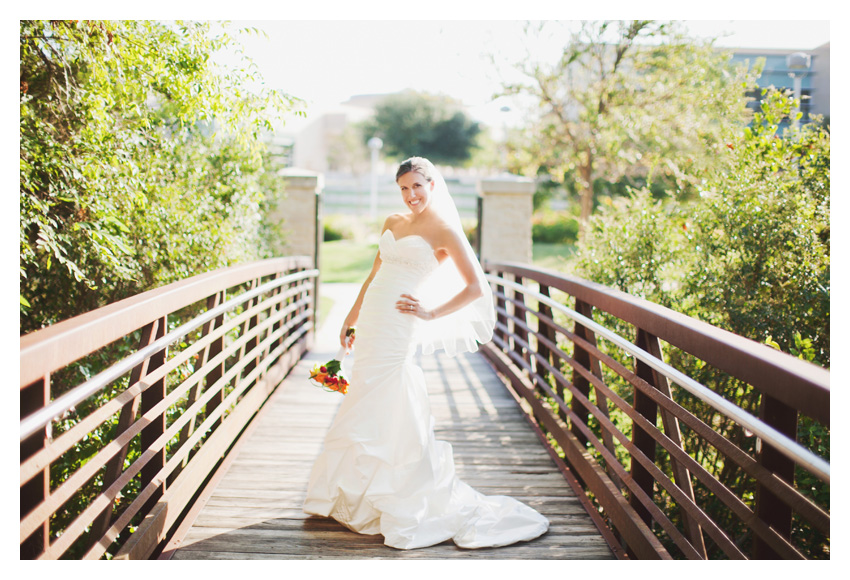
166 284 615 560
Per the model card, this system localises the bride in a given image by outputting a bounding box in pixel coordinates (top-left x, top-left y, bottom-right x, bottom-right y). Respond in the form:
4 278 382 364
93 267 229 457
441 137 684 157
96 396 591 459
303 157 549 550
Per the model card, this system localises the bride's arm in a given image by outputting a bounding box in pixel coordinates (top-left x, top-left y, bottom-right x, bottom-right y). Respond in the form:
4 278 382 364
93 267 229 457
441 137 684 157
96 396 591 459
397 228 483 321
339 218 394 347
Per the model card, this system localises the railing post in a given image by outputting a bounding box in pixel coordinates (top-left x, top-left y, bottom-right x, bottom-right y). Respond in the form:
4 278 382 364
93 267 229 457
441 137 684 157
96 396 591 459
205 292 227 432
238 278 262 386
140 316 168 515
266 272 284 358
493 268 509 347
301 265 316 351
753 395 797 559
90 321 161 548
178 293 224 466
572 299 622 491
20 375 49 559
513 275 530 367
635 329 707 557
631 329 660 528
537 284 557 415
571 299 596 446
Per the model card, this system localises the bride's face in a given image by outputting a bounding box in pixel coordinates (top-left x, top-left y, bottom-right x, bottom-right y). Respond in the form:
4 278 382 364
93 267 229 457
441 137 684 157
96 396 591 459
397 171 434 215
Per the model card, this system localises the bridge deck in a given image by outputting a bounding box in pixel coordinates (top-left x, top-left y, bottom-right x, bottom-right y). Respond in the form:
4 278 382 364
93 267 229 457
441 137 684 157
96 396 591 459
167 284 615 560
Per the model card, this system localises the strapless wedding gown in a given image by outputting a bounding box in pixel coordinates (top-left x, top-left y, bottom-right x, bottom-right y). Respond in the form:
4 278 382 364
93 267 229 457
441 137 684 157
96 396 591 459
303 230 549 550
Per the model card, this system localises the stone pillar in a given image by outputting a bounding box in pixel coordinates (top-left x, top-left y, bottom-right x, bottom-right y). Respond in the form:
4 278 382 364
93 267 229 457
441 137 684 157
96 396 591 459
272 168 323 351
272 168 324 268
477 175 535 264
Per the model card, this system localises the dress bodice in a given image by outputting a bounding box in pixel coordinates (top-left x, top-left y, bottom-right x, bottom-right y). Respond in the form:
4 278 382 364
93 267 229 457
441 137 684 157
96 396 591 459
354 230 439 364
376 230 439 278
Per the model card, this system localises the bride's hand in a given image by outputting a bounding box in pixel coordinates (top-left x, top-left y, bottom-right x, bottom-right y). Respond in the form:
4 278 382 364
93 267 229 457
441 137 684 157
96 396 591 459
396 294 433 320
340 325 355 349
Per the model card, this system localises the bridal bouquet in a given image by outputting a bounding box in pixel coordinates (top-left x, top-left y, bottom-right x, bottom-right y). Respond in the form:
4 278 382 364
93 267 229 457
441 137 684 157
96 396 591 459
309 328 354 394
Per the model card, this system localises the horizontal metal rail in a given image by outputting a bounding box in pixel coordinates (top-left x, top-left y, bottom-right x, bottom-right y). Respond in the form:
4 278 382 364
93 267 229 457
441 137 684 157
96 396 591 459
485 273 830 483
20 269 318 441
21 257 318 560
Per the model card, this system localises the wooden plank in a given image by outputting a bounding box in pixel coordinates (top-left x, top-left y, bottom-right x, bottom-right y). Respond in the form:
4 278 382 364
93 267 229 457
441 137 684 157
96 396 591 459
171 348 616 560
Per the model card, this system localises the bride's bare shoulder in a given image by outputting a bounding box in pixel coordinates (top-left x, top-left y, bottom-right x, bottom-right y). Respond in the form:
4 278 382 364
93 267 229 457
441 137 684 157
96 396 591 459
382 213 408 233
431 221 463 248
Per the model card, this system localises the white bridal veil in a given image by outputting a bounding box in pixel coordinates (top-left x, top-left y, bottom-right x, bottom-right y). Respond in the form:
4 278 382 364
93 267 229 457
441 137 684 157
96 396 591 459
407 158 496 357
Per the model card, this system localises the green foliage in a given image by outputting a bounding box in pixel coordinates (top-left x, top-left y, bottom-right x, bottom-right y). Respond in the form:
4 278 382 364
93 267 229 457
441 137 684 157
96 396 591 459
500 20 761 233
574 88 829 558
577 88 829 362
531 210 579 244
323 215 354 242
577 189 690 309
684 90 830 365
20 20 303 334
465 127 502 173
359 91 482 166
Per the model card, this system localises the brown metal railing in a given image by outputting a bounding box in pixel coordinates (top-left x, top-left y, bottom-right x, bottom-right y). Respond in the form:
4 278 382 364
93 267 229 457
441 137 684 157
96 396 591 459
481 261 830 560
20 257 318 560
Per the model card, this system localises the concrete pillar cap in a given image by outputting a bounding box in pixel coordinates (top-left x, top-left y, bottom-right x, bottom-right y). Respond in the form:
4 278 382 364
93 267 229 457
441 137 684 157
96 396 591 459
477 174 536 195
278 167 324 191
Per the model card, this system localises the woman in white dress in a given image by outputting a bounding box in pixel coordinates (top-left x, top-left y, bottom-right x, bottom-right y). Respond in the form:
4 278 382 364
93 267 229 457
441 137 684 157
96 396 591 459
303 157 549 550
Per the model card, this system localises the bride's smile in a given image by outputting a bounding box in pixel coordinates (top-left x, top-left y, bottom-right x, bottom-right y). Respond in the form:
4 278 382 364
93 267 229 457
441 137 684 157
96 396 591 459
397 170 434 215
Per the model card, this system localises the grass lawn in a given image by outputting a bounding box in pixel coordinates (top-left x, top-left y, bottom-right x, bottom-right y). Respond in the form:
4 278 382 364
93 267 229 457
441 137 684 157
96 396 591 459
319 240 379 283
319 239 577 284
532 243 577 273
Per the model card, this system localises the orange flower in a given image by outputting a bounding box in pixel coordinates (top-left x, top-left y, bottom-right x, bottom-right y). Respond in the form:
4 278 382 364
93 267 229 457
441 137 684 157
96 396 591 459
308 337 353 395
308 360 348 395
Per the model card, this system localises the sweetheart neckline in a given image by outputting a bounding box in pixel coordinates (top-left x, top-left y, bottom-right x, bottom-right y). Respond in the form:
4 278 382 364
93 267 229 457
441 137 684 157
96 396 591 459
383 229 434 250
382 229 440 264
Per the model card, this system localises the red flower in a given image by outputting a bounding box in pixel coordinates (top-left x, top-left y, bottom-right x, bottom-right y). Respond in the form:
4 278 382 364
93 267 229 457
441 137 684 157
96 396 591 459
308 328 355 395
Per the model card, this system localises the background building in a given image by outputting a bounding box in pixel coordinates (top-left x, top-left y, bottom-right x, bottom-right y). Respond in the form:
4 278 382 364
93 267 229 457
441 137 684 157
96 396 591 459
730 42 830 125
291 94 386 174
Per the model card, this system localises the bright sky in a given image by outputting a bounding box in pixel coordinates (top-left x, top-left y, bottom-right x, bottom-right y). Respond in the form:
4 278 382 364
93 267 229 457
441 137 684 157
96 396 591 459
220 18 831 135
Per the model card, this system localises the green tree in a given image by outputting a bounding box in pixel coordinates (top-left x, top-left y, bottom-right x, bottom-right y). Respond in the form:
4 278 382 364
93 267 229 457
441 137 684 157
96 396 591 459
578 89 829 364
684 92 829 365
360 91 481 166
575 89 829 558
20 20 303 334
500 20 760 238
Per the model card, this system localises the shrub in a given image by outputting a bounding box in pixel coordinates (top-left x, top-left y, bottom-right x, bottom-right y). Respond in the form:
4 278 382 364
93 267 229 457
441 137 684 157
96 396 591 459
19 20 301 334
323 221 347 242
532 211 579 244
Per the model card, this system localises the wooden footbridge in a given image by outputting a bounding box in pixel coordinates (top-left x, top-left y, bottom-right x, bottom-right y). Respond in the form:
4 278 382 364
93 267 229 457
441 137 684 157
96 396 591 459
20 257 830 560
167 339 612 559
